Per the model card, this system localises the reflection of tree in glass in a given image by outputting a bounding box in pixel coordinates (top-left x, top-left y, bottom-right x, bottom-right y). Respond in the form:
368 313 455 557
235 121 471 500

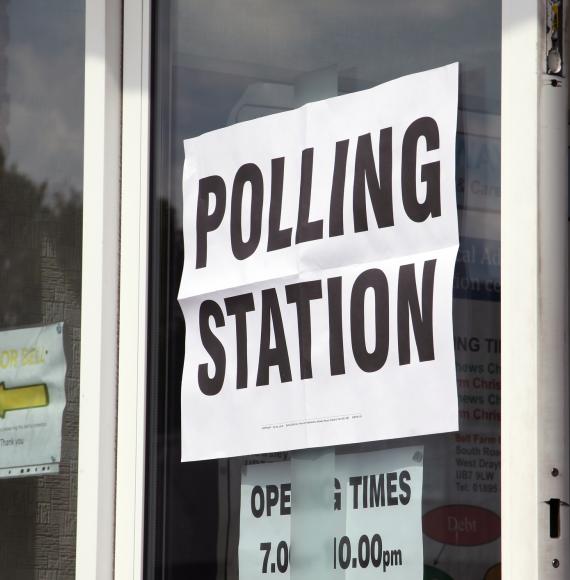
0 146 82 329
0 145 82 578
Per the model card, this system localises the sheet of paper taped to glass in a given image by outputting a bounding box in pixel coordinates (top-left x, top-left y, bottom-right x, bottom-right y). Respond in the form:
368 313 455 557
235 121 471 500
238 446 424 579
178 63 460 461
0 323 67 477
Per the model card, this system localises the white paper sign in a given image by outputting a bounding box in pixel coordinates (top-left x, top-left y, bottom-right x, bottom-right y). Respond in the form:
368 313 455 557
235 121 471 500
239 446 424 579
179 63 459 461
240 461 292 579
0 323 67 477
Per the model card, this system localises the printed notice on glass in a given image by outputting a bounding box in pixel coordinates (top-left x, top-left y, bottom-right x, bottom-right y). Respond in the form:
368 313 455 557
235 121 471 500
179 63 459 461
239 446 424 579
0 323 66 477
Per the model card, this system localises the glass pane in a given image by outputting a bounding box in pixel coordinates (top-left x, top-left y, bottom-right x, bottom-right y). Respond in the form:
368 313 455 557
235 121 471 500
147 2 500 579
0 0 84 577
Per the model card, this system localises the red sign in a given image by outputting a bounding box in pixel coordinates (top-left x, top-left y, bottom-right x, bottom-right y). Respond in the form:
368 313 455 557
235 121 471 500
423 505 500 546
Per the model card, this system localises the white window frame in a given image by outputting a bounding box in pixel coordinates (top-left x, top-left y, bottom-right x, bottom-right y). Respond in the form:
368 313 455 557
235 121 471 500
502 1 569 579
75 0 570 578
76 0 122 579
114 0 151 577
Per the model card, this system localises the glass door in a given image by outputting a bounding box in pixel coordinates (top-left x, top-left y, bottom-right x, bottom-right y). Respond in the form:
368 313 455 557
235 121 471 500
145 2 501 579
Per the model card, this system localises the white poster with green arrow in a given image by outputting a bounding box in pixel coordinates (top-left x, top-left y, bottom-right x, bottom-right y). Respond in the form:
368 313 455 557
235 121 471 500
0 323 66 478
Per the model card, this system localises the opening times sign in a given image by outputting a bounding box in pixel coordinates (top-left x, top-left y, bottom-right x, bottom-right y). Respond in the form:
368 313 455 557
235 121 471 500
239 447 424 579
179 64 459 461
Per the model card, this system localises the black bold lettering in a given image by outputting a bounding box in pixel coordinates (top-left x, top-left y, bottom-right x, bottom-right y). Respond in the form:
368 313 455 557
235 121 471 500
285 280 323 379
267 157 292 251
231 163 263 260
350 269 390 373
329 139 349 237
386 472 398 506
397 259 436 365
256 289 292 386
328 277 345 376
196 175 226 269
198 300 226 396
334 478 342 510
350 476 362 509
399 470 412 505
266 484 279 516
401 117 441 222
370 473 386 508
353 130 394 233
281 483 291 515
225 293 255 389
296 148 323 243
251 485 264 518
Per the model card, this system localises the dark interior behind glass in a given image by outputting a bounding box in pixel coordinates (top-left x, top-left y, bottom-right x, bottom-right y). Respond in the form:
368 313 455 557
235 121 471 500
146 2 501 578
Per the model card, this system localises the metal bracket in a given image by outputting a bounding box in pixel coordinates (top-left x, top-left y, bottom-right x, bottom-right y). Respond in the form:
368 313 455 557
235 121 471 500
547 0 564 75
545 498 570 538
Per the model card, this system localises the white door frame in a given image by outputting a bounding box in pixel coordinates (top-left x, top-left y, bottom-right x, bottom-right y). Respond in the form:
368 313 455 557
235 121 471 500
501 1 569 578
75 0 570 578
114 0 152 578
75 0 122 579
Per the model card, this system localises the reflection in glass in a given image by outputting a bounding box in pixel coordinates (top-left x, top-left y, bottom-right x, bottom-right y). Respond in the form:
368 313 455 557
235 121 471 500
147 1 501 579
0 0 84 577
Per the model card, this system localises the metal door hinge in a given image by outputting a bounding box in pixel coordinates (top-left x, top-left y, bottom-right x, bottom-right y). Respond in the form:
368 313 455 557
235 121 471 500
547 0 564 76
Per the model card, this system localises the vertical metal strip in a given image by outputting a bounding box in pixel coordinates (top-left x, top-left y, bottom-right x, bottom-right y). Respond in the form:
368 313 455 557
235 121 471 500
538 0 569 575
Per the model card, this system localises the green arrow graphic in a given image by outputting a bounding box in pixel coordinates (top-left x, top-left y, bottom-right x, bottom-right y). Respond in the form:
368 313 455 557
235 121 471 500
0 382 49 418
